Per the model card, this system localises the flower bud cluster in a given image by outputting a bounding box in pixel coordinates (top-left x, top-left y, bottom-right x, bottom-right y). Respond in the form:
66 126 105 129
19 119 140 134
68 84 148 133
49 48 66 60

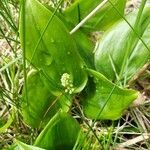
61 73 74 94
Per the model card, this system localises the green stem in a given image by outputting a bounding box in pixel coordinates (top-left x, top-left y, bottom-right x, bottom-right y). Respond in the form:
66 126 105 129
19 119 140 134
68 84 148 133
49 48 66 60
118 0 147 84
108 0 150 53
20 0 28 105
0 11 18 33
0 27 17 56
0 0 18 33
134 0 147 33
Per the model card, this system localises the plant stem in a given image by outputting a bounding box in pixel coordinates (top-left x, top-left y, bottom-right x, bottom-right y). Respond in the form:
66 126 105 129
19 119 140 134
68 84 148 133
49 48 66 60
116 0 148 84
20 0 28 105
108 0 150 54
134 0 147 33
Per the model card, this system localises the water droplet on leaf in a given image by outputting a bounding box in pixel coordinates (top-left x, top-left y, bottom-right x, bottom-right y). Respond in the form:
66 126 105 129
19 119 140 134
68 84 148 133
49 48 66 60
50 38 55 43
40 52 53 66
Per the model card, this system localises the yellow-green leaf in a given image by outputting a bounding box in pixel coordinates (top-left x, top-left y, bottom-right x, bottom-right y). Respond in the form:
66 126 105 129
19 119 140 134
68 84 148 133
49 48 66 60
95 7 150 83
34 111 81 150
81 69 138 120
63 0 126 31
22 70 71 128
19 0 87 96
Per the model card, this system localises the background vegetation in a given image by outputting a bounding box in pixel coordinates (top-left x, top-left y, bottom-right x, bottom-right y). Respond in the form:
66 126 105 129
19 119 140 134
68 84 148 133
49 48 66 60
0 0 150 149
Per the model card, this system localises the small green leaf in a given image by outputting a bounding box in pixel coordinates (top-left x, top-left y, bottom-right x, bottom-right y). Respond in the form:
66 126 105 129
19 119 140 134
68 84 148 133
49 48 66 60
95 7 150 83
63 0 126 31
0 109 14 133
19 0 87 95
34 111 81 150
81 69 138 120
22 70 71 128
15 140 45 150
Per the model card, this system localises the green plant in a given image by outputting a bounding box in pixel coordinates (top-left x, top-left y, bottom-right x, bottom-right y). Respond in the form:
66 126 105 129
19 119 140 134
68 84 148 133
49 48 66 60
1 0 150 149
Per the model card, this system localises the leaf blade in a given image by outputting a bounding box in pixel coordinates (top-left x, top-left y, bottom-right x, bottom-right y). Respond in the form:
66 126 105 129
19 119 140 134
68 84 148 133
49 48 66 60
34 111 81 150
19 0 87 95
22 70 71 128
81 69 138 120
63 0 127 31
95 8 150 83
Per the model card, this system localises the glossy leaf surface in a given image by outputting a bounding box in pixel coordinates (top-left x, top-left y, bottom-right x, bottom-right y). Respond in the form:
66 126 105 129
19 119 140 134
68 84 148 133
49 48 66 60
15 140 45 150
42 5 95 69
64 0 126 31
34 111 81 150
19 0 87 95
22 70 71 128
81 69 138 120
73 30 95 68
95 8 150 83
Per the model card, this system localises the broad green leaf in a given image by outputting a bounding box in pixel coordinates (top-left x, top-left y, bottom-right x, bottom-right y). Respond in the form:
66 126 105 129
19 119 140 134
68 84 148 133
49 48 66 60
34 111 81 150
15 140 45 150
95 7 150 83
81 69 138 120
73 30 95 68
22 70 71 128
63 0 126 31
19 0 87 96
41 3 95 69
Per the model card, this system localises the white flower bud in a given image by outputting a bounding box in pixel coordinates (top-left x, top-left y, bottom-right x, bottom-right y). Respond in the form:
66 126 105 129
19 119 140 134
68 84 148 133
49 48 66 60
61 73 74 94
